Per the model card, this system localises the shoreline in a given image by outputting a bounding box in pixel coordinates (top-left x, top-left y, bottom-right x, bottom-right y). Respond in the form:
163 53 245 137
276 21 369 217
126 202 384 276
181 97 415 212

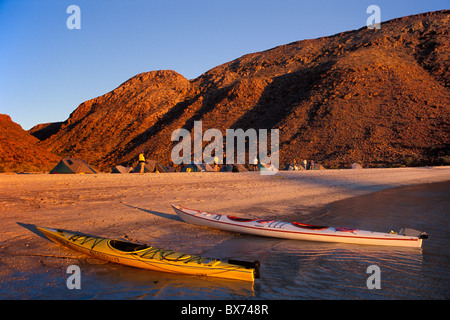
1 166 449 285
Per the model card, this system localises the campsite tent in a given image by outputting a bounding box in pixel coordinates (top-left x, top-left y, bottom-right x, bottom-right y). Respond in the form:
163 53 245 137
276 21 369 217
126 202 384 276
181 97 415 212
283 163 304 171
256 163 270 171
219 164 248 172
164 165 181 172
181 163 215 172
50 157 97 174
311 163 325 170
111 165 134 174
234 164 248 172
219 164 234 172
133 160 167 173
254 163 280 172
351 162 363 169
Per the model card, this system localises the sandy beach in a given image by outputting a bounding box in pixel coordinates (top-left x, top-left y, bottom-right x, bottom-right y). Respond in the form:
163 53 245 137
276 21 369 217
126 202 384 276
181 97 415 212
1 166 450 297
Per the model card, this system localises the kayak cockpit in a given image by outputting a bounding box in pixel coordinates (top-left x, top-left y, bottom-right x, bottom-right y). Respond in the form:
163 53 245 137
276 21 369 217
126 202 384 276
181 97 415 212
227 216 257 222
291 221 328 230
109 240 150 252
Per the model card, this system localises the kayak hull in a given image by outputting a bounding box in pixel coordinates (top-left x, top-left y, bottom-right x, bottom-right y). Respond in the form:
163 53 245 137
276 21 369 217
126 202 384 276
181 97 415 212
37 227 258 282
172 205 426 248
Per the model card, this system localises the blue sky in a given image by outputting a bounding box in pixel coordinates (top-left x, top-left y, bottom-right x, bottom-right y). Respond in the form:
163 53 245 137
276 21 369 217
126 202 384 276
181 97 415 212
0 0 448 130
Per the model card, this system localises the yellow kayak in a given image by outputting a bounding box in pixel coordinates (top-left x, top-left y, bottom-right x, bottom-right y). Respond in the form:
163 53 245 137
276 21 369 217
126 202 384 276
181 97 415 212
37 227 259 282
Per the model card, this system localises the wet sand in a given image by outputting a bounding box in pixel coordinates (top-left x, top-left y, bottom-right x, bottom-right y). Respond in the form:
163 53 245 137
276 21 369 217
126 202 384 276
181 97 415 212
1 166 450 296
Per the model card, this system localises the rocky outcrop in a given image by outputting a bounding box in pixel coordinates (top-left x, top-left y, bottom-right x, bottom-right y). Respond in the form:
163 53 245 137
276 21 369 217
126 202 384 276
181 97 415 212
0 114 59 172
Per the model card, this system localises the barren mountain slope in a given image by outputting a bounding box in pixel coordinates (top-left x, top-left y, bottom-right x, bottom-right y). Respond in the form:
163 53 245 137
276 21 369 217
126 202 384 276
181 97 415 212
32 10 449 170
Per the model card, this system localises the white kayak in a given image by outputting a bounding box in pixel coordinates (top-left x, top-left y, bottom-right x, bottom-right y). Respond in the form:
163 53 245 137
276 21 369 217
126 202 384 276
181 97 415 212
172 205 428 248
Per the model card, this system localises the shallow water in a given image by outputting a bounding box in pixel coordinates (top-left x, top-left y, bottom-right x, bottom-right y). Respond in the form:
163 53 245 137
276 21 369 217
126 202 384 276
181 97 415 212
2 181 449 300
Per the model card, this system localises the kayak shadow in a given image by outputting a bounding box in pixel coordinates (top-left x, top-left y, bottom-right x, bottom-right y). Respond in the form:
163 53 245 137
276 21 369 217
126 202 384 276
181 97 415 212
17 222 98 240
17 222 48 240
123 204 183 222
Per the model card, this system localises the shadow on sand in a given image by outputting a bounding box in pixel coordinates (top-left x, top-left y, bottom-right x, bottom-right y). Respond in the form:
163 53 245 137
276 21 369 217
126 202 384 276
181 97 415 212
123 204 183 222
17 222 49 240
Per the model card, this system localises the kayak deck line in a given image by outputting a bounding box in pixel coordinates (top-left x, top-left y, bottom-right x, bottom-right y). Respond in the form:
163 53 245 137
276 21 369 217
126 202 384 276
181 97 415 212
36 226 259 282
172 204 428 248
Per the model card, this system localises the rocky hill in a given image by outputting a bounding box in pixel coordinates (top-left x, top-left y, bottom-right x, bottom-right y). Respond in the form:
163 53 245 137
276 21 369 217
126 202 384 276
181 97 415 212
0 114 59 172
30 10 450 170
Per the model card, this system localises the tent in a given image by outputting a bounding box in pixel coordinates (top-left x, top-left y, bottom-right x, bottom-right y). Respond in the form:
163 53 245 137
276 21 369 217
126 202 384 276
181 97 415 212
351 162 363 169
219 164 248 172
252 163 280 172
219 164 234 172
283 163 304 171
181 163 215 172
111 165 134 174
133 160 167 173
164 166 180 172
256 163 270 171
311 163 325 170
50 157 97 174
234 164 248 172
